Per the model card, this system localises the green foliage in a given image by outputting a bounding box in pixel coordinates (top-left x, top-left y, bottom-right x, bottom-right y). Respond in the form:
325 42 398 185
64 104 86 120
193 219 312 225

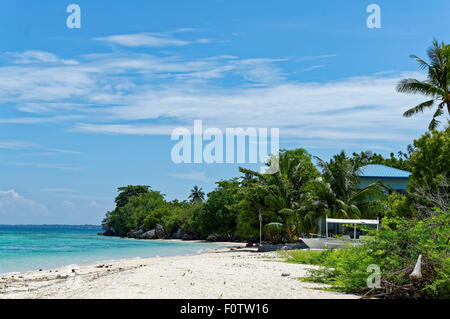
383 193 414 228
408 126 449 189
188 185 205 204
114 185 151 208
236 148 320 241
309 152 389 221
265 222 285 243
282 213 450 298
195 179 240 236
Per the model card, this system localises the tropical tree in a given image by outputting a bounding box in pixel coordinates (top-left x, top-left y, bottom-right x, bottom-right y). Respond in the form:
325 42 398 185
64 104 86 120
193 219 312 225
114 185 151 208
194 179 240 236
237 148 320 241
396 40 449 130
188 185 205 203
308 153 390 220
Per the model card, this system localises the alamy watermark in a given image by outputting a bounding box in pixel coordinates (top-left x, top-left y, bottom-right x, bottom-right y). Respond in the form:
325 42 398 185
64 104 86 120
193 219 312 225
366 264 381 288
366 4 381 29
171 120 280 174
66 4 81 29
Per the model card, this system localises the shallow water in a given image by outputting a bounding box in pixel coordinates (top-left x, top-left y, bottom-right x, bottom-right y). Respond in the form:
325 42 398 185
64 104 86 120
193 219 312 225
0 225 227 274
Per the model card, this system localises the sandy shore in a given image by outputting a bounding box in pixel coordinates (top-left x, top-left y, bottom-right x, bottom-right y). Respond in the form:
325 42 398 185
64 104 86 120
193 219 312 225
0 245 358 299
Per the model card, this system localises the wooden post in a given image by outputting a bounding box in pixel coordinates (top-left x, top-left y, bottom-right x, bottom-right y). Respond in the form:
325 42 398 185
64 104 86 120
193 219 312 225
325 215 328 239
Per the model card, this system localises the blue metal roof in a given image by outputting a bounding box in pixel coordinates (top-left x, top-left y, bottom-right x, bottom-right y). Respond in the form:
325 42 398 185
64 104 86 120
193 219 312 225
358 164 411 179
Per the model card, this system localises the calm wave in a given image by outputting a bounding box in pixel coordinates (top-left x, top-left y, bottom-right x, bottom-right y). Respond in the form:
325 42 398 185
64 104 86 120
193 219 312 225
0 225 227 274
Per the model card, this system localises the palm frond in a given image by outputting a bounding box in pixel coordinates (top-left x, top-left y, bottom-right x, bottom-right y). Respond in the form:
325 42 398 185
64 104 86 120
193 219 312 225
351 181 389 203
428 116 441 131
396 79 443 96
410 54 430 70
403 99 435 117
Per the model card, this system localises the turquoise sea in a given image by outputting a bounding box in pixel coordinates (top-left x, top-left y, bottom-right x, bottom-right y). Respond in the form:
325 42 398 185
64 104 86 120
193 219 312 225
0 225 228 274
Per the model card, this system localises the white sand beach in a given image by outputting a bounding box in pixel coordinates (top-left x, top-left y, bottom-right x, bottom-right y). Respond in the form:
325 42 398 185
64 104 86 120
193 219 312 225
0 245 358 299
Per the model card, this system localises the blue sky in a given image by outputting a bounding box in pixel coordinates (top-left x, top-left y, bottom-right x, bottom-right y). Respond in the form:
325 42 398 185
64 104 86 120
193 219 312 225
0 0 449 224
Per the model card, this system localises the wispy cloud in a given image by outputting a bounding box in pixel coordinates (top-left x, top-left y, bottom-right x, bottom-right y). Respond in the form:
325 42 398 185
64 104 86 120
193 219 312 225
39 188 78 193
0 140 80 155
94 32 211 47
168 172 209 183
73 123 176 135
4 51 79 65
0 162 82 171
0 141 36 149
0 115 85 124
0 46 432 149
296 54 337 62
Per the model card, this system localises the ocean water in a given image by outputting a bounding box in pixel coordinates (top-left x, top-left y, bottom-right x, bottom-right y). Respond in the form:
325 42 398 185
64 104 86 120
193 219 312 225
0 225 229 274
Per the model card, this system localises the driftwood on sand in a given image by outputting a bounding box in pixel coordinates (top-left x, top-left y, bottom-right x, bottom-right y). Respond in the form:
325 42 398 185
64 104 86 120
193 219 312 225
362 254 432 299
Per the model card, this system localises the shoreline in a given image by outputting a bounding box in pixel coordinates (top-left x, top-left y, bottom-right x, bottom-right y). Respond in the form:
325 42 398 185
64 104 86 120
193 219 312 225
0 240 241 276
0 246 359 299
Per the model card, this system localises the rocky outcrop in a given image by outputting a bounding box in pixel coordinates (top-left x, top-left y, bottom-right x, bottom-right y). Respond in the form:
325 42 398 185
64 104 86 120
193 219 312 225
206 233 220 241
128 224 166 239
128 228 144 238
171 228 204 240
142 229 156 239
101 229 117 236
102 227 259 242
155 224 165 238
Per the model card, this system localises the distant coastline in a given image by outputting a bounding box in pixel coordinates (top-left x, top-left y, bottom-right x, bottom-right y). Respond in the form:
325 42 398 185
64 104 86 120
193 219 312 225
0 224 101 229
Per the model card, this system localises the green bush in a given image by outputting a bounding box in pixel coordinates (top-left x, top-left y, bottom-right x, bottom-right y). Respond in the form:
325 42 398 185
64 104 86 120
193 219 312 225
265 222 285 243
282 213 450 298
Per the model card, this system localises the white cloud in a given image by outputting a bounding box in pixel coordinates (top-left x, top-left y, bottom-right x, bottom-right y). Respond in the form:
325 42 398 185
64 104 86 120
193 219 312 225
0 115 84 124
62 200 75 208
73 123 175 135
94 33 211 47
0 189 48 215
0 141 36 149
0 48 437 150
90 200 104 208
0 162 82 171
168 172 209 183
39 188 77 193
0 140 80 156
5 51 79 65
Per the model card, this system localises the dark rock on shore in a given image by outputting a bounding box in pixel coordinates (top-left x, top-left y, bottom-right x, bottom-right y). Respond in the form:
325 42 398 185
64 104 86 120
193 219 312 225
142 229 156 239
257 242 308 252
102 229 117 236
101 227 258 243
128 224 166 239
206 233 220 241
171 228 204 240
155 224 165 238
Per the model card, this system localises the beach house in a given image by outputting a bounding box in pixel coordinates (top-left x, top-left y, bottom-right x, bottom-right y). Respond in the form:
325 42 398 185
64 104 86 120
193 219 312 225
316 164 411 238
358 164 411 194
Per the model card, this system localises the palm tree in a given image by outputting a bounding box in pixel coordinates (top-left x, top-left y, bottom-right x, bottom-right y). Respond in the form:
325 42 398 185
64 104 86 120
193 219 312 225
309 154 390 219
188 185 205 203
239 149 320 241
396 40 449 130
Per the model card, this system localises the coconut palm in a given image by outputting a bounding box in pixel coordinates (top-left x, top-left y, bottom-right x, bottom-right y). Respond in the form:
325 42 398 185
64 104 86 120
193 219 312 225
188 185 205 203
396 40 449 130
309 154 390 219
239 149 320 241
